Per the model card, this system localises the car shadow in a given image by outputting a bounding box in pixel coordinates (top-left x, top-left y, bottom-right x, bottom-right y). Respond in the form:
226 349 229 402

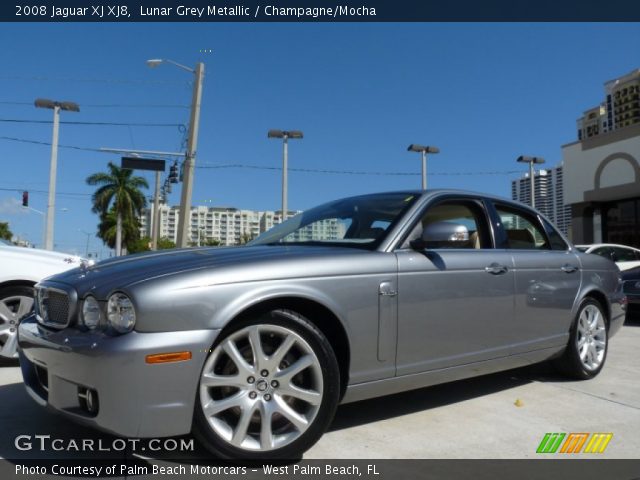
0 361 517 465
624 313 640 326
329 363 551 432
0 362 558 468
0 358 19 368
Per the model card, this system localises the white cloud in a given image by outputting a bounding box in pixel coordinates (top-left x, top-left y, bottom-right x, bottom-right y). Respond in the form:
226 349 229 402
0 197 27 215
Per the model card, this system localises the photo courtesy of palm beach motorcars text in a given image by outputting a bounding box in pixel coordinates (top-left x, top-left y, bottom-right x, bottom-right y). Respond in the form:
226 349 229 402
1 0 640 479
15 462 376 477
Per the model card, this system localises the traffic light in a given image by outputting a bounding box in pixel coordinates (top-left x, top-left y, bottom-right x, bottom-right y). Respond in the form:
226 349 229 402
22 191 28 207
168 161 179 184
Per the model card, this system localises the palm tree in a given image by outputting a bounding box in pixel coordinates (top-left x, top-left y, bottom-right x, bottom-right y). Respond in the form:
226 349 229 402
86 163 148 256
96 208 143 254
0 222 12 241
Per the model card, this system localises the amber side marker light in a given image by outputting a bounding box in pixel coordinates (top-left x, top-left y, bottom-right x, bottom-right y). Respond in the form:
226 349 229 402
145 351 192 364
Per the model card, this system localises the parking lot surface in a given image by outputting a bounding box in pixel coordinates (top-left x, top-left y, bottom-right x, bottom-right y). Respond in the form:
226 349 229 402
0 319 638 461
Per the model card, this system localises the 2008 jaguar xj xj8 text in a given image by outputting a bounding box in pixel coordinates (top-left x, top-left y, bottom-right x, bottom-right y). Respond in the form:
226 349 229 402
18 190 625 459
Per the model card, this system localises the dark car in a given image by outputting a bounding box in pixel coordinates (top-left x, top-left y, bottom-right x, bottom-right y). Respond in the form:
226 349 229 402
621 266 640 319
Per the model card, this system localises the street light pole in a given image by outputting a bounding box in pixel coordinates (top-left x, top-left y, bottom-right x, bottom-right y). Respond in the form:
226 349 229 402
79 229 92 257
147 59 205 248
407 144 440 190
516 155 546 209
268 129 303 222
152 171 161 250
282 135 288 221
35 98 79 250
178 62 205 247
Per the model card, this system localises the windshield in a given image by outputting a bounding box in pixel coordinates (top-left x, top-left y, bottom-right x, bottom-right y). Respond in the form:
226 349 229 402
575 246 589 252
249 192 420 250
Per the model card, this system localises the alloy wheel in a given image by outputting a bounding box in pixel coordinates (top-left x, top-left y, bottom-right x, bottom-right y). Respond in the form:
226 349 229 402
199 324 324 452
576 304 607 371
0 294 34 358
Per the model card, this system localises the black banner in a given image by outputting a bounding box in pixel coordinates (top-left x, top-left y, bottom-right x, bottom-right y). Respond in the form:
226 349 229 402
2 459 640 480
4 0 640 22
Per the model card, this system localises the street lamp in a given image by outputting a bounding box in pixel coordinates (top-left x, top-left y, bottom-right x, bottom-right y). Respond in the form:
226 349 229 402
147 58 205 248
268 129 303 222
407 144 440 190
34 98 80 250
516 155 546 208
79 229 93 257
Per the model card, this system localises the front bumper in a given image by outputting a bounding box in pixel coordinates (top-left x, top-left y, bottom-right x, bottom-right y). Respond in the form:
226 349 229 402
18 315 220 438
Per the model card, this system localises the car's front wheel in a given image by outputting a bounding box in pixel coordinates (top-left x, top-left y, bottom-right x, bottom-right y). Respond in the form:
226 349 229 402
193 310 340 459
554 298 608 379
0 285 35 359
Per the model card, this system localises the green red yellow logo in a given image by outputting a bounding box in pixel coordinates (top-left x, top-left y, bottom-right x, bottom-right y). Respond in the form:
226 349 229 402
536 433 613 454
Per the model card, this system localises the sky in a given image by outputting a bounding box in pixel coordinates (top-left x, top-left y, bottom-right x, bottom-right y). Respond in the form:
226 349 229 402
0 23 638 256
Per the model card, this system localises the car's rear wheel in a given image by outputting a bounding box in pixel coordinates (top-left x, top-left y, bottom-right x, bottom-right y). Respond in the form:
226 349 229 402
554 298 608 379
0 285 34 359
193 310 340 459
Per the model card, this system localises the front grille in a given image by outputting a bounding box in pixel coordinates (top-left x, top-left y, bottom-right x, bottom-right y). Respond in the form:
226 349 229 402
47 291 69 325
37 285 75 329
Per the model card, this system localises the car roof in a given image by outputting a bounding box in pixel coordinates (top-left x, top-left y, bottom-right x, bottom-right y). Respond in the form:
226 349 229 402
575 243 640 251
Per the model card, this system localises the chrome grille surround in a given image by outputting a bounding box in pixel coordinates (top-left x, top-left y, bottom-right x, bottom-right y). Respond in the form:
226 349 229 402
35 282 78 329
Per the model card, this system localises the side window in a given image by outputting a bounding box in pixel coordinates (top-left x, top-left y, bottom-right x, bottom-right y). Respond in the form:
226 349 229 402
542 219 569 251
403 200 491 249
612 247 637 262
495 205 549 250
591 247 615 261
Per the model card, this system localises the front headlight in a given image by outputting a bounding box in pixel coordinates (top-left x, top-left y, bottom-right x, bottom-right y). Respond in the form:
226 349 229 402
81 295 101 329
107 293 136 333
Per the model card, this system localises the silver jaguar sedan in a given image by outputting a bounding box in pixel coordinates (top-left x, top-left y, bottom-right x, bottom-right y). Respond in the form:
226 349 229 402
18 190 625 459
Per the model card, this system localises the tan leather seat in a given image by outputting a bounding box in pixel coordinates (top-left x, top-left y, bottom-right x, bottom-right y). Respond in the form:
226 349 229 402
506 229 536 249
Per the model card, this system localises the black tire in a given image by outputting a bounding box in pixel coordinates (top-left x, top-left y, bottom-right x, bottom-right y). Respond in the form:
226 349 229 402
0 285 35 360
193 309 340 460
554 298 608 380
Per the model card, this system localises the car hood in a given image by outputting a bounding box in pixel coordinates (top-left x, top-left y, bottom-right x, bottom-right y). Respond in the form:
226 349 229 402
47 245 375 297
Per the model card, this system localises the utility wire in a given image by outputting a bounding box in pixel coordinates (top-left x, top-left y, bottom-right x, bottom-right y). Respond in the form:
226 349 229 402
0 101 189 109
0 136 526 178
0 74 188 86
196 163 524 177
0 118 184 127
0 187 91 197
0 135 110 153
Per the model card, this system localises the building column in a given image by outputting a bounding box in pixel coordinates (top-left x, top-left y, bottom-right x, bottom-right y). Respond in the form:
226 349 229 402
593 208 602 243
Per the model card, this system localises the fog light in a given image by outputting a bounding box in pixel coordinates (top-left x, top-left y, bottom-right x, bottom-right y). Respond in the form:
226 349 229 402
78 387 99 415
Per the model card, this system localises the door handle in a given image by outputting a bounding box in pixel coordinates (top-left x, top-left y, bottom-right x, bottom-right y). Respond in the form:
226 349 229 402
378 282 398 297
561 264 578 273
485 263 508 275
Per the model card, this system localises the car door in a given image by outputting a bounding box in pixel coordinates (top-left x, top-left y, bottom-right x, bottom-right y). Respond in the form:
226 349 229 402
489 202 581 354
395 197 516 376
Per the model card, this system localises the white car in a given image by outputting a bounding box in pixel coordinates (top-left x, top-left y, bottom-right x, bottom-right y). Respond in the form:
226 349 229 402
0 241 85 358
575 243 640 271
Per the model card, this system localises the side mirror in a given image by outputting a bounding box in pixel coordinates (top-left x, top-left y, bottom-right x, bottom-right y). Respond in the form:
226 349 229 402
410 221 469 250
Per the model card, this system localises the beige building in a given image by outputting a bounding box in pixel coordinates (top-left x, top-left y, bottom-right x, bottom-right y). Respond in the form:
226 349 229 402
565 69 640 247
563 122 640 246
139 205 293 246
577 68 640 140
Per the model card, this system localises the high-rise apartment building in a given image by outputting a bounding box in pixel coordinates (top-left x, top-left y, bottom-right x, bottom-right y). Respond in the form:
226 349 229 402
577 68 640 140
511 165 571 235
139 205 293 246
